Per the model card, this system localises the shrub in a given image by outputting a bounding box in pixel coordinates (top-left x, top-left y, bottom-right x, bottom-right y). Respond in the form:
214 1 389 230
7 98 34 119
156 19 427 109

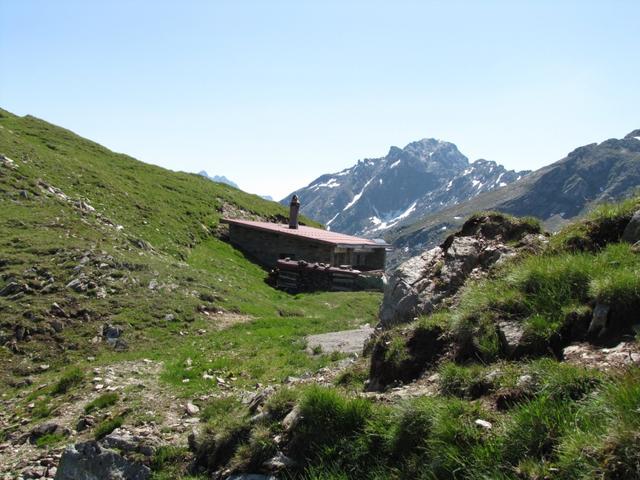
84 392 119 413
390 398 435 459
52 367 84 395
32 399 53 419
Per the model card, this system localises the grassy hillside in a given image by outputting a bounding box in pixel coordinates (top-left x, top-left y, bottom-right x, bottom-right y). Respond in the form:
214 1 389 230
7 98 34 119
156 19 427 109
0 109 381 474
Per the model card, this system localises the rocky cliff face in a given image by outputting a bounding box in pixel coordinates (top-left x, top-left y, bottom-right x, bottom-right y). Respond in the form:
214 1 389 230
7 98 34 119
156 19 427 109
386 130 640 266
282 139 528 237
379 213 546 328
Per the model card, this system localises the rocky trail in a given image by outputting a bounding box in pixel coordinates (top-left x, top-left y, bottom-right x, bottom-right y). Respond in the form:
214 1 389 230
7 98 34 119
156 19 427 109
0 359 197 479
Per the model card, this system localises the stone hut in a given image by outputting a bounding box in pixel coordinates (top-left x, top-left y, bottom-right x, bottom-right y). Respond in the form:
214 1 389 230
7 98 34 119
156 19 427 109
222 196 389 271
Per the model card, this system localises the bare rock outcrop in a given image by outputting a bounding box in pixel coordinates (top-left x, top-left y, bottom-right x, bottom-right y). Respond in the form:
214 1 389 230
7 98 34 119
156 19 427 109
379 213 545 328
55 441 150 480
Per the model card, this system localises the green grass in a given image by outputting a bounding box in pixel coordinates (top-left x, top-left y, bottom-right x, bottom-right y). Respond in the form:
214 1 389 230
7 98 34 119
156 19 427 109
35 432 66 448
94 416 124 440
550 196 640 252
51 367 84 395
84 392 119 413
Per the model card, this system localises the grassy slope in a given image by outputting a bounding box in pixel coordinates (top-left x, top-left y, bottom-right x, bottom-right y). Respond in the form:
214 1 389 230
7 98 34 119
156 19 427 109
0 108 380 400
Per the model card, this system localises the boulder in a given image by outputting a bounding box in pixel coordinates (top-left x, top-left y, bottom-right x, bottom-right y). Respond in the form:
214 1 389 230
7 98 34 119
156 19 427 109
55 441 150 480
622 210 640 244
380 213 545 328
281 405 301 432
378 246 443 327
497 321 526 357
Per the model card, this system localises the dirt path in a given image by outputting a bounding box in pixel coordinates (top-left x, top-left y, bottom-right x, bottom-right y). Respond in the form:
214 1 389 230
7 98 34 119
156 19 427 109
306 325 374 355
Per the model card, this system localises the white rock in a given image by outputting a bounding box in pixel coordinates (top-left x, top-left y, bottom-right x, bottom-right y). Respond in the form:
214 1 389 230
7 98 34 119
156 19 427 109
474 419 492 429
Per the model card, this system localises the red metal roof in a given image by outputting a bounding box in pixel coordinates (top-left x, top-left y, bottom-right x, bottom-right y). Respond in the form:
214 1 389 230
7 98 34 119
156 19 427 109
222 219 389 247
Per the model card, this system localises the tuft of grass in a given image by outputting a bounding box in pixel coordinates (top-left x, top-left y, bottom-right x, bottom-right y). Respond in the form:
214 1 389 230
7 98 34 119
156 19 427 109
32 399 53 419
200 397 247 428
550 196 640 252
264 387 300 421
289 386 372 463
94 416 124 440
35 432 66 448
438 362 493 399
151 445 191 472
52 367 84 395
84 392 119 413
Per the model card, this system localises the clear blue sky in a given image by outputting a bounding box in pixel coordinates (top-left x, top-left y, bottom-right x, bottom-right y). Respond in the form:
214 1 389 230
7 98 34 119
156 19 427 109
1 1 639 199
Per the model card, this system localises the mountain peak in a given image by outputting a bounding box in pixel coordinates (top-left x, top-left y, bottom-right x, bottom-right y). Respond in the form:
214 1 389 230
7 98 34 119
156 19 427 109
283 137 527 237
198 171 239 189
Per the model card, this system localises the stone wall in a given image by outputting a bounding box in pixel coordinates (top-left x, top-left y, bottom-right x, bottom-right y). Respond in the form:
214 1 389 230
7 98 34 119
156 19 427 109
228 224 334 268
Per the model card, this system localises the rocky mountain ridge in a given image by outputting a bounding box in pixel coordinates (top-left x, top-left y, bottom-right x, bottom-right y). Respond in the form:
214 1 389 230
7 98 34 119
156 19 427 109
282 138 529 237
386 130 640 265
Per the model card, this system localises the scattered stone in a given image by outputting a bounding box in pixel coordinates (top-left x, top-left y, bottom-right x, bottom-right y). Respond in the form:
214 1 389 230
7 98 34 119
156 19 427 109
185 402 200 416
76 416 96 432
66 278 87 292
516 374 533 389
50 319 65 333
263 451 297 471
103 324 123 342
163 313 176 322
0 281 26 297
50 302 68 318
